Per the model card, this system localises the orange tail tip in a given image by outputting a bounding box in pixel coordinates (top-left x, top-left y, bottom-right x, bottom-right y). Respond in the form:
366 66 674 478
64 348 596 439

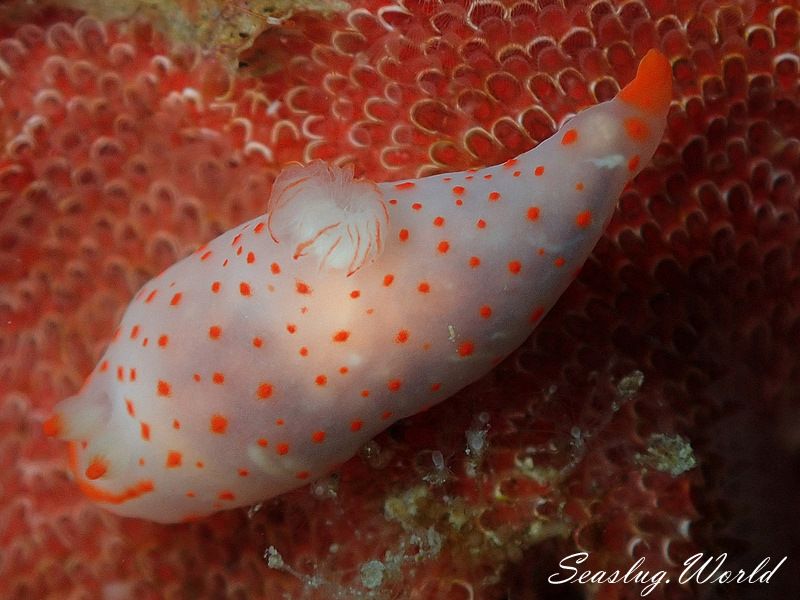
618 49 672 115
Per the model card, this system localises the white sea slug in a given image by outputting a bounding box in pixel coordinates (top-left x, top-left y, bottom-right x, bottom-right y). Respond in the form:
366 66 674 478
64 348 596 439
44 50 673 523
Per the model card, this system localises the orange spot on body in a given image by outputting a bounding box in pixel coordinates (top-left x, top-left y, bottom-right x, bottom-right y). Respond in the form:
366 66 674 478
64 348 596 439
212 372 225 384
140 422 150 441
458 341 475 357
257 382 273 399
333 330 350 342
418 281 430 293
247 251 255 264
158 335 168 347
296 471 310 479
145 290 158 303
433 216 445 227
130 325 140 339
238 469 249 477
437 240 450 254
554 257 566 268
530 306 545 323
254 222 266 234
85 457 107 480
508 260 522 274
201 250 212 261
286 324 297 334
383 274 394 286
503 158 518 168
240 282 252 296
166 451 182 467
257 438 268 447
395 181 415 190
628 155 641 171
527 206 540 221
210 414 228 434
431 382 442 392
350 289 361 298
488 191 501 202
561 128 578 145
479 305 492 319
276 443 289 455
125 399 135 417
388 379 402 392
157 380 171 397
209 325 222 339
395 329 409 343
173 419 180 429
253 337 263 348
469 256 481 268
452 185 465 195
299 346 308 357
411 202 422 211
624 117 650 140
535 165 545 176
576 210 592 229
476 219 486 229
218 491 235 501
311 431 326 443
399 228 409 241
211 281 221 293
350 420 363 432
170 293 182 306
575 182 585 191
381 411 393 420
271 262 281 274
315 375 327 386
296 281 311 294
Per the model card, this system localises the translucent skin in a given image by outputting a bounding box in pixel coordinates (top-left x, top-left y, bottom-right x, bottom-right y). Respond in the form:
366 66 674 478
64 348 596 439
45 51 671 523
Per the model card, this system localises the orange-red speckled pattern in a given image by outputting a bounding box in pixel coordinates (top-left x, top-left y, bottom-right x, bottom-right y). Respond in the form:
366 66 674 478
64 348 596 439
44 53 669 522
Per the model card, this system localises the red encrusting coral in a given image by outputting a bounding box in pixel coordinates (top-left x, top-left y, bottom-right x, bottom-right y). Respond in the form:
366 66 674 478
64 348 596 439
1 0 798 598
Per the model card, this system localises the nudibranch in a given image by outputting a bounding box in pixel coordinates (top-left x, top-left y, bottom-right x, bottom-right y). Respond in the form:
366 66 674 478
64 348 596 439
44 50 672 523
